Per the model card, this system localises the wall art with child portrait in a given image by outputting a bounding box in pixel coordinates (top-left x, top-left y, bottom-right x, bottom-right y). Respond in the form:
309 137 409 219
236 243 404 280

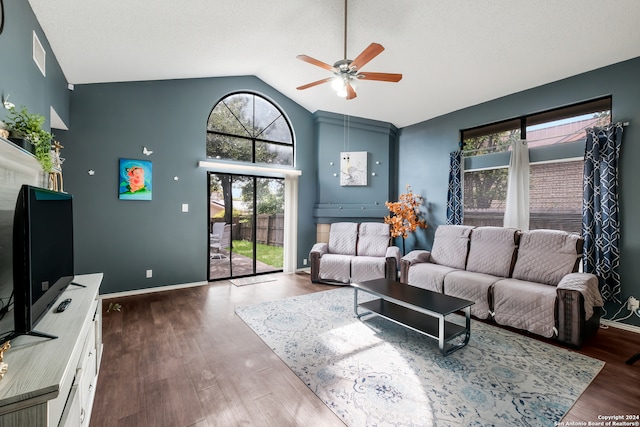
119 158 152 200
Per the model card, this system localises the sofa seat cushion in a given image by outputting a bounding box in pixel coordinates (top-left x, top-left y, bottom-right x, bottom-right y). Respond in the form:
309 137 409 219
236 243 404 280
319 254 353 284
493 278 558 338
407 263 458 293
328 222 359 256
430 225 474 269
444 270 500 320
351 256 388 283
511 229 581 286
465 226 518 277
357 222 390 257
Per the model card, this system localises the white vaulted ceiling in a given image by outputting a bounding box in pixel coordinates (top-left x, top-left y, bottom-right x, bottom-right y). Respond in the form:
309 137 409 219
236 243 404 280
27 0 640 128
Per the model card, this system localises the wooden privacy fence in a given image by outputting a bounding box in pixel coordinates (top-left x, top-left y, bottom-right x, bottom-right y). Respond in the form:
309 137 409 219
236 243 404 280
211 214 284 247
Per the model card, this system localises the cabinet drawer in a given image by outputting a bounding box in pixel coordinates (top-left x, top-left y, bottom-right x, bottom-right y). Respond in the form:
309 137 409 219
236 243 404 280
59 380 81 427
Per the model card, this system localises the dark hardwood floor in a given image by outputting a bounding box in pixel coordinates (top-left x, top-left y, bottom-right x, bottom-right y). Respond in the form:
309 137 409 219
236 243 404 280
90 272 640 427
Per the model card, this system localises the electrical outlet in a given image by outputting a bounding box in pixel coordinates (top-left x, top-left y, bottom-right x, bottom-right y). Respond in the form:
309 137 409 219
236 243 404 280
303 258 308 266
628 296 639 311
146 269 153 278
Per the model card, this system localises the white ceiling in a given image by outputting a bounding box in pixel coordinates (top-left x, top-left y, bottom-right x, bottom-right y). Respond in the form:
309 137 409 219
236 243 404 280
28 0 640 128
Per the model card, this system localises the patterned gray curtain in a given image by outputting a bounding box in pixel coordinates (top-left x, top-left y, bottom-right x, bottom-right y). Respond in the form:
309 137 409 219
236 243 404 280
446 150 463 225
582 123 623 303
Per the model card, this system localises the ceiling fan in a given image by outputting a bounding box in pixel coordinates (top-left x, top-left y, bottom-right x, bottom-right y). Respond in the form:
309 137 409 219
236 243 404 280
296 0 402 100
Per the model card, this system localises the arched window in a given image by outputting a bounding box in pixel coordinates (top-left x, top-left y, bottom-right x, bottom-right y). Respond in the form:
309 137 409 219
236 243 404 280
206 92 294 167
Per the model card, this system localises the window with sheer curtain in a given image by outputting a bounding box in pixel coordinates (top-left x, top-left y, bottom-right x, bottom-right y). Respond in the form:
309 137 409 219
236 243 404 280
462 97 611 233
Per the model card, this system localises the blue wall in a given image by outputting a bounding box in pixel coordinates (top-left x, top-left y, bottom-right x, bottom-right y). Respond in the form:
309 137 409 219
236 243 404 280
0 0 69 128
399 57 640 325
59 78 317 294
313 111 398 222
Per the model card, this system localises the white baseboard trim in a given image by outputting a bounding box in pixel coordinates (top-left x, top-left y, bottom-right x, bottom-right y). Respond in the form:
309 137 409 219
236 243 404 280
600 319 640 334
100 280 210 300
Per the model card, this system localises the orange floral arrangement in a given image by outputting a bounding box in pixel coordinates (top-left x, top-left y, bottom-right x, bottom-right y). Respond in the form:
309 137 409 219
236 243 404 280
384 185 427 252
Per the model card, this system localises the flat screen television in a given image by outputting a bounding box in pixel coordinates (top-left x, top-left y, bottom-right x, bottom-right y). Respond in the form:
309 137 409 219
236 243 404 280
1 185 74 343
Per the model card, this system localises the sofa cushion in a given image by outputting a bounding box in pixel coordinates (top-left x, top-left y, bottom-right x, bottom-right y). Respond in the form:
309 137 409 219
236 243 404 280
407 262 457 293
319 253 353 283
430 225 474 269
444 270 500 319
328 222 359 256
351 256 388 283
357 222 390 257
493 278 558 338
465 226 518 277
512 229 581 286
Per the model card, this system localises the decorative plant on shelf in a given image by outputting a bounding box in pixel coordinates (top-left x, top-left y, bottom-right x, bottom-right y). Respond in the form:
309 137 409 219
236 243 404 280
2 98 54 172
384 184 428 255
106 302 122 313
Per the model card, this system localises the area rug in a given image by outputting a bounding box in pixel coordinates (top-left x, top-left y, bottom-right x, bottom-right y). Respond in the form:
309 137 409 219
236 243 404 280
230 276 277 287
235 288 604 427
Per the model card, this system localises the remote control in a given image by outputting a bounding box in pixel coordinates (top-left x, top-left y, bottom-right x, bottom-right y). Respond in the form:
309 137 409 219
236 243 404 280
56 298 72 312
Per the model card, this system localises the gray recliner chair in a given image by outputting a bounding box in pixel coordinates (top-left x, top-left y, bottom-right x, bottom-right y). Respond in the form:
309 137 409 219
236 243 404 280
309 222 401 285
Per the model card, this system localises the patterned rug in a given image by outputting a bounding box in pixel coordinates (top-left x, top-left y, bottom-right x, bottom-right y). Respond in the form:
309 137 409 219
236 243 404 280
235 288 604 427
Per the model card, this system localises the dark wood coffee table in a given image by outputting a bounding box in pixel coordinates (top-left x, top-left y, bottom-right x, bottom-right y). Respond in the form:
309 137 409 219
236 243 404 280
352 278 474 356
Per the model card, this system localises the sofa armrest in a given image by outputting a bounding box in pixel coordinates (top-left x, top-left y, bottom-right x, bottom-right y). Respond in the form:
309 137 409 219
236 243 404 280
557 273 603 320
556 273 603 347
310 242 328 256
386 246 401 265
310 243 328 283
384 246 402 280
399 250 431 284
401 249 431 265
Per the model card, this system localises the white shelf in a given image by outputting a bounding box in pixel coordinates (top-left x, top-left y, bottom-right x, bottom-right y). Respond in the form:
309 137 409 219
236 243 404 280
0 273 103 427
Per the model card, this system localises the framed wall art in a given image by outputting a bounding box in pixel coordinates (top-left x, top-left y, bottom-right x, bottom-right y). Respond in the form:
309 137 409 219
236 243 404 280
340 151 367 186
119 158 152 200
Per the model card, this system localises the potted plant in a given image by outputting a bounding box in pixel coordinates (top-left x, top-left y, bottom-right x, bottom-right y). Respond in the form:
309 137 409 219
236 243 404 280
384 184 428 255
3 100 54 172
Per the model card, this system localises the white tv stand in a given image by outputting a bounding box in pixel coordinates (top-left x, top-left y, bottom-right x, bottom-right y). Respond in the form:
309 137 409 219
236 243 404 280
0 273 103 427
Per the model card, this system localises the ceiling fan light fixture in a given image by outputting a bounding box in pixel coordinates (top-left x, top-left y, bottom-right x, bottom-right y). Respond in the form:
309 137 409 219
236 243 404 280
333 75 358 98
295 0 401 99
331 76 346 92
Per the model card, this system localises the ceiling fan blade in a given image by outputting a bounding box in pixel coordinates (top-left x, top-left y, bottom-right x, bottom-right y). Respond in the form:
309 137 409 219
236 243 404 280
358 72 403 82
346 81 357 100
350 43 385 70
296 77 334 90
296 55 336 72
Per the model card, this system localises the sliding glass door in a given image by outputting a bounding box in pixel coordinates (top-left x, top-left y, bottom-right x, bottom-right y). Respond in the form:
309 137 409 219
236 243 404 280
208 172 284 280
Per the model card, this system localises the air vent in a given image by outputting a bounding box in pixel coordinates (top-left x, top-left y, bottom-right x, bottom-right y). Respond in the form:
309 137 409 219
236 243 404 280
32 31 46 77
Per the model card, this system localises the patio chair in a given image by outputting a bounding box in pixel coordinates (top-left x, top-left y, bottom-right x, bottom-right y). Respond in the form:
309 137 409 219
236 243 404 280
210 222 225 243
210 224 232 259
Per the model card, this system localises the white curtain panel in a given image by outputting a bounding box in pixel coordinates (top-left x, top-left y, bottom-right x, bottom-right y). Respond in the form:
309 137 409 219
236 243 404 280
503 140 530 230
283 174 299 273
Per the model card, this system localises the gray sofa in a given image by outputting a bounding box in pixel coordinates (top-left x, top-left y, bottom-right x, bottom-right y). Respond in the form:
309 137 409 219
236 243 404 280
310 222 401 285
400 225 603 347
